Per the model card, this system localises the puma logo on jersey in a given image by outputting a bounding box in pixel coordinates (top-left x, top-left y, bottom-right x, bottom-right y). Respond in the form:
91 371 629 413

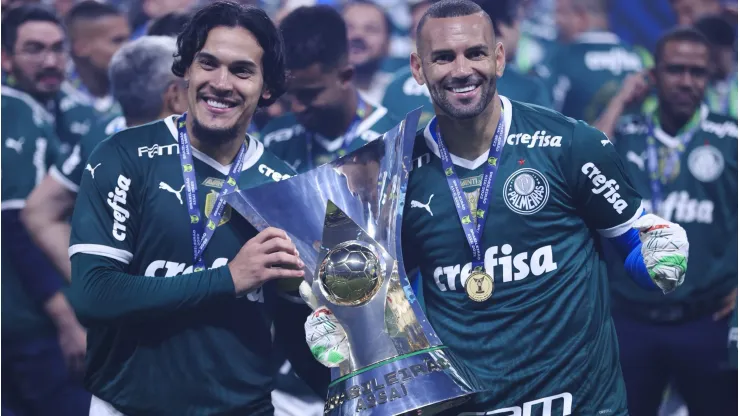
258 164 292 182
506 131 562 148
410 194 434 216
86 163 102 178
108 175 131 242
138 143 179 158
5 137 24 153
601 139 611 146
626 151 645 170
159 182 185 205
584 48 642 75
644 191 714 224
434 244 558 292
581 162 628 214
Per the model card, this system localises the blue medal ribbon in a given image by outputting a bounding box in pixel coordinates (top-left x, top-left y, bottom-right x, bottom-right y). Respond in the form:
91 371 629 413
644 112 699 214
430 110 505 271
176 113 247 272
305 96 368 170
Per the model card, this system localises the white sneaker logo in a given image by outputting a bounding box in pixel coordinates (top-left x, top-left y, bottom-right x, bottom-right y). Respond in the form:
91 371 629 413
5 137 24 153
159 182 185 205
86 163 102 178
410 194 434 216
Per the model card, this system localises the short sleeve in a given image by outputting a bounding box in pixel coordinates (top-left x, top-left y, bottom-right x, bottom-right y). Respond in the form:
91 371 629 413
566 121 644 238
68 138 139 265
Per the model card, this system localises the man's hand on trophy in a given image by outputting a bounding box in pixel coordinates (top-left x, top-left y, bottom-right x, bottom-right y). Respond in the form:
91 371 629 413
300 280 350 367
228 227 305 296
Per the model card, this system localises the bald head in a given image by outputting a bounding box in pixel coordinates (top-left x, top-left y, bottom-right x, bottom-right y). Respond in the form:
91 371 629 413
416 0 494 54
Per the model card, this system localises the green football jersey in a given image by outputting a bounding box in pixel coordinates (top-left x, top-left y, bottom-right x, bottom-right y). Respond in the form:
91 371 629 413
1 87 61 340
402 96 643 415
381 66 553 134
539 31 647 124
51 113 126 193
68 116 297 415
261 104 400 173
609 106 738 312
2 81 104 153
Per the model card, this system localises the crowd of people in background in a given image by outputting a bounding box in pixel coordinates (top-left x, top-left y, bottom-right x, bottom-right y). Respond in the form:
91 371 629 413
1 0 737 415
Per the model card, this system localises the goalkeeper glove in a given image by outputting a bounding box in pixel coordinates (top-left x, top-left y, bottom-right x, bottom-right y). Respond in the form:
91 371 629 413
633 214 689 294
300 280 350 367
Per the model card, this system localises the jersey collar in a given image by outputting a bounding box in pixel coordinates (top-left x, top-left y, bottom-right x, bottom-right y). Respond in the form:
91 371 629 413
312 104 389 152
423 95 513 170
649 104 709 148
163 114 264 175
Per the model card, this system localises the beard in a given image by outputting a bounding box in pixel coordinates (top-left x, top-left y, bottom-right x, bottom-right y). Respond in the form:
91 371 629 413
191 115 241 146
427 73 497 120
11 68 61 102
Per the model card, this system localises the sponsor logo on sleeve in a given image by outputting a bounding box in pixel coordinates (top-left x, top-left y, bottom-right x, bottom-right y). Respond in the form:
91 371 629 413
581 162 628 214
108 175 131 241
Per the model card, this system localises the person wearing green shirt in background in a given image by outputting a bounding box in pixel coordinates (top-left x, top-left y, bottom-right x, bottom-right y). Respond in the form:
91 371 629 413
1 5 104 153
262 6 400 173
538 0 650 124
2 86 90 416
381 0 552 128
596 27 737 416
23 35 186 286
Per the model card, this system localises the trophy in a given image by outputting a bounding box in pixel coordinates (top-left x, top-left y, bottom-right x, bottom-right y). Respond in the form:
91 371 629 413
225 108 484 415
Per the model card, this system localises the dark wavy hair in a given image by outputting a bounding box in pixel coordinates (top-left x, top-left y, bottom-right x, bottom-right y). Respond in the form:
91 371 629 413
171 1 286 107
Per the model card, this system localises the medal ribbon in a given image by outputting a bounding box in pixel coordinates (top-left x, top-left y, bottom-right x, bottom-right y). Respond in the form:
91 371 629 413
431 110 505 271
176 113 247 271
644 111 700 214
305 96 368 170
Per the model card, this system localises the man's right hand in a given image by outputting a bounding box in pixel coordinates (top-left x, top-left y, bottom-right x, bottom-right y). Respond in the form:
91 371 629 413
615 71 651 107
58 320 87 377
300 280 350 367
228 227 305 295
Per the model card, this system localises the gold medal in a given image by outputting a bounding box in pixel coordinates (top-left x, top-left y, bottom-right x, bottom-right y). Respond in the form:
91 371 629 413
465 270 494 302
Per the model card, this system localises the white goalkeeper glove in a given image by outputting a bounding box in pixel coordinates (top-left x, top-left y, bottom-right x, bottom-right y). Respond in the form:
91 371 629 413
299 280 350 367
632 214 689 294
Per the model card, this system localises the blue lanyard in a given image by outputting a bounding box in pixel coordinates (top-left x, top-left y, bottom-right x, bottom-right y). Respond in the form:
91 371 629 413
305 97 368 170
176 113 247 272
644 114 698 214
430 111 505 271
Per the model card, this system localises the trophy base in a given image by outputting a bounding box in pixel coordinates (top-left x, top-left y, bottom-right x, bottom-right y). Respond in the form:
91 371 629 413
324 346 484 416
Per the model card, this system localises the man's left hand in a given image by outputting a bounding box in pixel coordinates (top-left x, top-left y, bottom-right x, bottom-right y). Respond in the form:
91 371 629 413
633 214 689 294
